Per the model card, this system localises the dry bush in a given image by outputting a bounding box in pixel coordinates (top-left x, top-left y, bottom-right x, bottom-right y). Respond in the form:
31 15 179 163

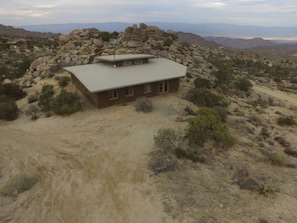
135 97 153 113
1 174 37 196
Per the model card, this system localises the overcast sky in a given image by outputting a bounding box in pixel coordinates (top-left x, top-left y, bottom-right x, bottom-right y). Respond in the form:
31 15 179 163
1 0 297 27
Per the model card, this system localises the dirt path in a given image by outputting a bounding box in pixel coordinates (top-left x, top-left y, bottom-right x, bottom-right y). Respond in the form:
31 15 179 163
253 84 297 107
0 95 189 223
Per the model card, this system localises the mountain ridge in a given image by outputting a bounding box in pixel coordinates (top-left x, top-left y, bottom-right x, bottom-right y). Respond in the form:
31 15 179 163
17 22 297 40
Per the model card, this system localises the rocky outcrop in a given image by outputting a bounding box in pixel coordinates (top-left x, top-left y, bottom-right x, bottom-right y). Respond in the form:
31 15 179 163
21 23 212 86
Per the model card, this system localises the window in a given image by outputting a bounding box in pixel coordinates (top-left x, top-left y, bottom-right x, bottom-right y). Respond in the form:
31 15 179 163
134 59 143 65
123 60 132 66
108 90 118 100
159 81 169 93
125 87 134 96
144 84 151 93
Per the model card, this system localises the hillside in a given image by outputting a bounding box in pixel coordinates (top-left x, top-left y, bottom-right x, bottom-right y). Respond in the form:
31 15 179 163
204 36 277 49
1 23 297 223
0 24 59 37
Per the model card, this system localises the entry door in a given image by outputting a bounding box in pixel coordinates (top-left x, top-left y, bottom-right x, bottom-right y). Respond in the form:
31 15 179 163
159 81 169 93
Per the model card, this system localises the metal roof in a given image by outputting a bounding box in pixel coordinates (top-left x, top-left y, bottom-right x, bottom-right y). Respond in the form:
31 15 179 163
95 54 155 62
64 58 187 93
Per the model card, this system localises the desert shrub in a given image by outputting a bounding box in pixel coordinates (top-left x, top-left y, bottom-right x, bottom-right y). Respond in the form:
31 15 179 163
164 39 173 47
38 85 54 111
270 153 285 166
27 94 38 103
277 115 296 126
25 104 39 120
187 107 234 147
186 88 229 108
154 128 178 153
100 32 111 41
119 97 127 106
1 173 37 196
135 97 153 113
213 106 228 122
259 127 270 140
247 115 262 127
274 136 290 147
174 147 206 163
185 106 196 116
238 178 259 190
50 89 82 115
0 83 26 100
58 76 70 87
256 183 275 196
0 98 18 121
234 77 253 92
194 77 211 89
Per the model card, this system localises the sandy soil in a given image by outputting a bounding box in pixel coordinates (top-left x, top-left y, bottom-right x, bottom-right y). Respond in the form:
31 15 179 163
0 83 191 223
1 78 297 223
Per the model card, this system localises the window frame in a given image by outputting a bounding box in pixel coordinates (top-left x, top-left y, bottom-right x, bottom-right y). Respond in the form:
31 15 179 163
108 90 118 100
125 87 134 96
143 83 151 93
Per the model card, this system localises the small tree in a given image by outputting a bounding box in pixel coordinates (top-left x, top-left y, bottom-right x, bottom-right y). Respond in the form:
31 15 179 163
187 107 234 148
50 89 82 115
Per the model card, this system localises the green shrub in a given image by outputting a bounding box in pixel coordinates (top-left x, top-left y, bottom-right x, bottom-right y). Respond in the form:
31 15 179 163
58 76 70 87
154 128 178 153
0 99 18 121
1 174 37 196
0 83 26 100
100 32 111 41
135 97 153 113
186 88 229 108
50 89 82 115
187 107 234 148
25 104 39 120
270 153 285 166
194 77 211 89
38 84 54 111
234 77 253 92
277 115 296 126
174 148 206 163
164 39 173 47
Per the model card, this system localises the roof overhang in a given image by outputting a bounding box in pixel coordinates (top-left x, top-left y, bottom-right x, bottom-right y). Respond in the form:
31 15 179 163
95 54 155 62
64 58 187 93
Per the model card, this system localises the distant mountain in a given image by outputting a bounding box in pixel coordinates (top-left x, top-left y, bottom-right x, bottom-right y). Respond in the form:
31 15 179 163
18 22 133 35
204 36 277 49
18 22 297 40
177 32 219 48
0 24 59 37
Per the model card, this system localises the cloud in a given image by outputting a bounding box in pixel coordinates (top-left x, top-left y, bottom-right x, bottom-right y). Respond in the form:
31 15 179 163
0 0 296 26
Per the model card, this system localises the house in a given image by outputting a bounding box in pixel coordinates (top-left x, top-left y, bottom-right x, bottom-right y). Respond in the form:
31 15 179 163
64 54 187 108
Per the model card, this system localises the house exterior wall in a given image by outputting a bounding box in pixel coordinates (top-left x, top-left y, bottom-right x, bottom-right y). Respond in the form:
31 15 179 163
72 76 180 108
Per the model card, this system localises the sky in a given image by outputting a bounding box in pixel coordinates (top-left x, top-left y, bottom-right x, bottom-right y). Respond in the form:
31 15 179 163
1 0 297 27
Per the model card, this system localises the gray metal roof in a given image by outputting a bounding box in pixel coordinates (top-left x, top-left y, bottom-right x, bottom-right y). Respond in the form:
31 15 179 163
95 54 155 62
64 58 187 93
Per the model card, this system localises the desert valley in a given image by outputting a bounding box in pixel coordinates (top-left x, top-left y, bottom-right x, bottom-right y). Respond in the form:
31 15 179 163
1 23 297 223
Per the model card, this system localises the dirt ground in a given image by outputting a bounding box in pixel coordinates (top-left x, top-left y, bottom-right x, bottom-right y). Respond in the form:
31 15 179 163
1 78 297 223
